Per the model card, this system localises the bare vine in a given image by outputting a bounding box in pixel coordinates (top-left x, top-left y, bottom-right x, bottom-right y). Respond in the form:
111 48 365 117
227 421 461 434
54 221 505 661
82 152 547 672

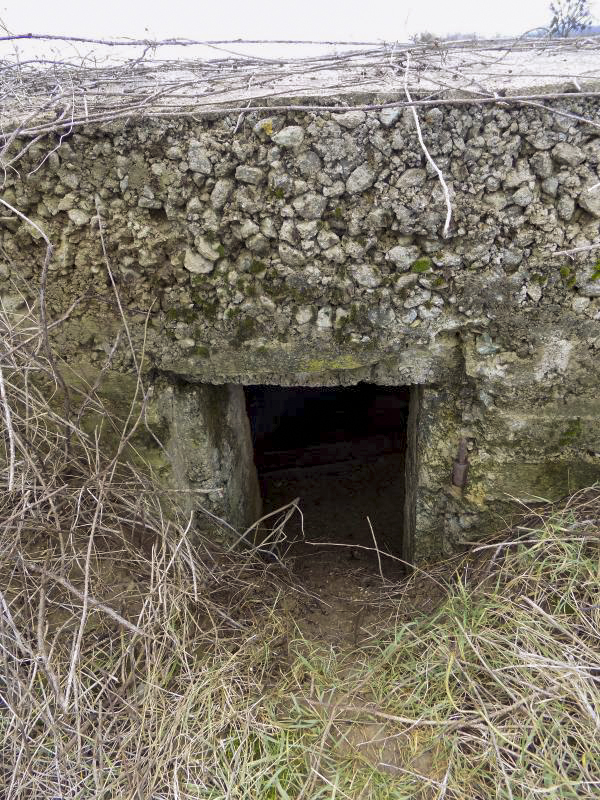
1 32 599 176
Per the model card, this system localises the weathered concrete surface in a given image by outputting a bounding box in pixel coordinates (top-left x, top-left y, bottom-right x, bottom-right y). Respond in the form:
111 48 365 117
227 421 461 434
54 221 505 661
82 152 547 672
150 380 262 533
1 94 600 558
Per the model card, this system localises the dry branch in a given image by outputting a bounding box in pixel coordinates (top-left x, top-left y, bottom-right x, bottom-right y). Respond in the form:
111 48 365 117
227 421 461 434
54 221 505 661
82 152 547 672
0 364 15 490
20 559 147 637
1 32 600 164
551 242 600 257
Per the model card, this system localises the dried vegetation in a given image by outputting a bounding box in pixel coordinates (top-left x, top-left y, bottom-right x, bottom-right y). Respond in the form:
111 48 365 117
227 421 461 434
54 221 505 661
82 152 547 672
1 31 600 800
1 274 599 798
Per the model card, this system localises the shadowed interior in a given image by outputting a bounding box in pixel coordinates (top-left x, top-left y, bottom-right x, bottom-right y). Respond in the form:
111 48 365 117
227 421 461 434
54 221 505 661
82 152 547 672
244 384 410 570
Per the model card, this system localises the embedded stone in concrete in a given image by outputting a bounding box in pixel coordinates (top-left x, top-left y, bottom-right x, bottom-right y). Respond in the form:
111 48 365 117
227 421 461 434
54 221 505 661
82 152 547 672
403 287 432 309
316 306 333 328
210 178 233 209
512 186 533 207
195 237 221 262
272 126 304 148
349 264 382 288
295 306 313 324
503 164 533 188
296 150 322 177
542 177 559 196
292 192 328 219
530 151 553 178
557 195 575 220
184 249 215 274
3 91 600 563
578 183 600 217
67 209 89 226
235 165 264 184
397 168 426 188
387 245 421 271
346 165 375 194
279 243 306 266
188 146 212 175
334 110 366 129
379 108 401 127
552 142 584 167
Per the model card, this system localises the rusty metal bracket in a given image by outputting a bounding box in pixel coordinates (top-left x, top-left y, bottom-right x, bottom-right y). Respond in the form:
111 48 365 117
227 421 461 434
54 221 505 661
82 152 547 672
452 437 469 488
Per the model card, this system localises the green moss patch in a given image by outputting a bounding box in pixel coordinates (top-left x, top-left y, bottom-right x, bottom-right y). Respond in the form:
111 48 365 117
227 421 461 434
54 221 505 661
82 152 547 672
304 354 363 372
165 307 198 324
249 260 266 275
411 257 432 273
558 417 583 447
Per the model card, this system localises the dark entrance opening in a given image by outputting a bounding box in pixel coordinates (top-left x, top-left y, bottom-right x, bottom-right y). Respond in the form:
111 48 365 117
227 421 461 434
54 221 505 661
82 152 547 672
243 384 410 576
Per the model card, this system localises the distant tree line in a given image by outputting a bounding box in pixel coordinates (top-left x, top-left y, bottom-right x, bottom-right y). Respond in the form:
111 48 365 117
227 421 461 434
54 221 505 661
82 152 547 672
409 0 595 42
549 0 593 37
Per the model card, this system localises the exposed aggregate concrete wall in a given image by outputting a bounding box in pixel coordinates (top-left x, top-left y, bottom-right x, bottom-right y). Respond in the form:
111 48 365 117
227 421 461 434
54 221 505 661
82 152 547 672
1 95 600 559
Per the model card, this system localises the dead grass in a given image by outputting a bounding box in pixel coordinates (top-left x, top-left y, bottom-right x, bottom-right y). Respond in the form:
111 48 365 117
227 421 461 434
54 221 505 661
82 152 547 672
1 296 599 798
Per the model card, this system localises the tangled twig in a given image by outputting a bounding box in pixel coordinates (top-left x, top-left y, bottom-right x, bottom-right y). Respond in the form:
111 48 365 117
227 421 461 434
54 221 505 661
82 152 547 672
1 33 600 161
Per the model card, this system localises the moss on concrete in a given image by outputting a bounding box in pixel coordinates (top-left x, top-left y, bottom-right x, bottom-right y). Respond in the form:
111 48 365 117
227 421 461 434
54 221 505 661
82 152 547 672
411 257 432 273
304 354 364 372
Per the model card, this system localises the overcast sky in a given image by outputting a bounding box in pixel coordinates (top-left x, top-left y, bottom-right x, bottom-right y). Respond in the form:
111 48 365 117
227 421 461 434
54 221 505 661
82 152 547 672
1 0 599 61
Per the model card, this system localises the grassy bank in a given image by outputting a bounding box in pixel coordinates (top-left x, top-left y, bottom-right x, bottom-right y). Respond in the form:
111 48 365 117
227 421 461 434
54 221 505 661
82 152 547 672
1 304 599 799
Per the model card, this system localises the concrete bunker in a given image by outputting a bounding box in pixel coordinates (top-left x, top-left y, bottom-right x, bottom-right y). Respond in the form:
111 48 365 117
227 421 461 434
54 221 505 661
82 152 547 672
4 46 600 565
242 384 417 567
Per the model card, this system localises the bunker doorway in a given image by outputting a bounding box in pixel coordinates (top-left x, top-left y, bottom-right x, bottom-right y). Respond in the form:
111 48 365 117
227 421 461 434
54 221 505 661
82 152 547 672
243 384 411 576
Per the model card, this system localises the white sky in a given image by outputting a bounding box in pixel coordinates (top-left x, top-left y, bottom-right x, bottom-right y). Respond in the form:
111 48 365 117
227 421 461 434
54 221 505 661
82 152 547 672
1 0 599 42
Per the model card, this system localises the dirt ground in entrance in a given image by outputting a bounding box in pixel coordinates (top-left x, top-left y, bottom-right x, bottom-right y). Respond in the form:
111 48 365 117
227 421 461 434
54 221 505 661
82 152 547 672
277 552 447 649
256 452 447 647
